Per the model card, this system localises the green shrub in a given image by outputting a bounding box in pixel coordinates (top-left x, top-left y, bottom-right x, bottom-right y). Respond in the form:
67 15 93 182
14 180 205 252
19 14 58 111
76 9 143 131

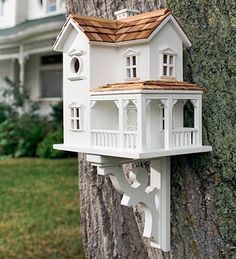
36 127 69 158
51 101 63 125
0 113 48 157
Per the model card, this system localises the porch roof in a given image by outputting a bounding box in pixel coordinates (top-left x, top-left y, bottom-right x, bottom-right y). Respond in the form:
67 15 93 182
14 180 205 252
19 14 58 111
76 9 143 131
91 80 206 93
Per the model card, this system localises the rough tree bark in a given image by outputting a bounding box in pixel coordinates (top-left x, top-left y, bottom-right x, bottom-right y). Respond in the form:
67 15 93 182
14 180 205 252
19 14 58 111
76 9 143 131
65 1 235 258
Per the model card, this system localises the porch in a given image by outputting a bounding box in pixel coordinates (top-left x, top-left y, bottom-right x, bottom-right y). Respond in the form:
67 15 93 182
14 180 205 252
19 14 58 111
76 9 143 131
90 93 202 153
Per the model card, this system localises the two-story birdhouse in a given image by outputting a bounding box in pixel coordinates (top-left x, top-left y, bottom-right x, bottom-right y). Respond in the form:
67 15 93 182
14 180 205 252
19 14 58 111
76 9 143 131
53 8 211 159
53 8 212 251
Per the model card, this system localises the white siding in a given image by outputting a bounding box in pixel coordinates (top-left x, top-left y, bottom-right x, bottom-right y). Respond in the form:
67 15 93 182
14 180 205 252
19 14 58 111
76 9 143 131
62 28 91 148
150 21 183 80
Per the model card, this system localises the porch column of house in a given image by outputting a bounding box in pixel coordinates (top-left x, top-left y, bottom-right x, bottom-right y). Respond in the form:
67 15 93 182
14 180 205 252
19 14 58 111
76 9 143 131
191 97 202 146
118 98 124 149
137 95 146 151
17 45 26 86
161 97 173 150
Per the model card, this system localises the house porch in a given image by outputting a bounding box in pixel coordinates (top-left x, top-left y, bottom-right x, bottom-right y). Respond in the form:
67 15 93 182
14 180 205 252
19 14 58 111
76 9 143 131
90 92 203 153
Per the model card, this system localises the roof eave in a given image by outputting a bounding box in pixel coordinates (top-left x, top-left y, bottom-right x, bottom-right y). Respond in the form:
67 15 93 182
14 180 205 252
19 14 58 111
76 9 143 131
148 14 192 48
53 18 89 52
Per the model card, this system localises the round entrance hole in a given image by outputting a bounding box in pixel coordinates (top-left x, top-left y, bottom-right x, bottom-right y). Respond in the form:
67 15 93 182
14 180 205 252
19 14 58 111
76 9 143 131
71 57 81 74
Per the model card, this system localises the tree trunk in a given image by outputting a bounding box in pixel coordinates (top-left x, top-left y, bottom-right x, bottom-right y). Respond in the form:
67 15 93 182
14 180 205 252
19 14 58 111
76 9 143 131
65 1 235 258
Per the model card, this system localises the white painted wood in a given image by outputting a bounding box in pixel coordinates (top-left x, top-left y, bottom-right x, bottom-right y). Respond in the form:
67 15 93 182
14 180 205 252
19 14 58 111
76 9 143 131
97 164 161 249
150 157 171 251
54 143 212 160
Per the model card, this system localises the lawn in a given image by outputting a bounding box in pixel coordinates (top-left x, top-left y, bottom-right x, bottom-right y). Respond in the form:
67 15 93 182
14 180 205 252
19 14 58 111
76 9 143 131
0 158 85 259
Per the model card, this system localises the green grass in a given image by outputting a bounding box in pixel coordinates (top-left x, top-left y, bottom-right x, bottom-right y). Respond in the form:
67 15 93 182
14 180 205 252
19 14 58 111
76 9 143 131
0 158 85 259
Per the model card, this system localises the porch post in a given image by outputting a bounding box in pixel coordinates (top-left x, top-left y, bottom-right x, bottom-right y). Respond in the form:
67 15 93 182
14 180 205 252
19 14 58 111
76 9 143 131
18 45 26 86
191 98 202 146
161 97 172 150
137 95 146 152
118 98 124 149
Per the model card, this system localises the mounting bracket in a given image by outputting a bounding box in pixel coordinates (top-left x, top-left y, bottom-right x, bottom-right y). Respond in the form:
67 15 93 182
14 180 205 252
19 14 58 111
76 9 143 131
87 155 171 252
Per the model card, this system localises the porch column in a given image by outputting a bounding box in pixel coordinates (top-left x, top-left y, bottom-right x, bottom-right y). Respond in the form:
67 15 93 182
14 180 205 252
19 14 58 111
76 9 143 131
18 45 26 86
137 95 146 152
191 98 202 146
161 97 172 150
118 98 124 149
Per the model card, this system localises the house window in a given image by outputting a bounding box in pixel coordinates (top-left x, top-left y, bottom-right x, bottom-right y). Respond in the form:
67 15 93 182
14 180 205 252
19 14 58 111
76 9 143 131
40 54 62 98
70 106 82 131
0 0 4 16
47 0 57 12
126 55 137 79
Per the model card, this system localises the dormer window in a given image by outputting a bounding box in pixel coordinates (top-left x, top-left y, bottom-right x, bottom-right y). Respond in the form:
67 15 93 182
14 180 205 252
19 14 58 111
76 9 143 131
126 55 137 78
160 49 176 78
123 49 140 80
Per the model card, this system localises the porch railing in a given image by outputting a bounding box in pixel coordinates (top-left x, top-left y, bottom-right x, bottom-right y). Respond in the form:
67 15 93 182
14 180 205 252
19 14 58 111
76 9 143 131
91 129 138 150
172 128 197 148
91 129 119 149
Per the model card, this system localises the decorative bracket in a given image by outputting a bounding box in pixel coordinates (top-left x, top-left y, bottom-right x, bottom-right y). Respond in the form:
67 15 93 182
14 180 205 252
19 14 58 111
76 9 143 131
146 99 151 107
114 100 120 109
190 99 198 108
90 100 97 108
90 156 171 252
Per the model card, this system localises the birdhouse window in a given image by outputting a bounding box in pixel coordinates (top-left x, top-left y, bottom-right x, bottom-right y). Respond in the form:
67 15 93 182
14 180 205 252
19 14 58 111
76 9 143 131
126 55 137 79
160 49 176 78
70 56 81 74
70 106 82 131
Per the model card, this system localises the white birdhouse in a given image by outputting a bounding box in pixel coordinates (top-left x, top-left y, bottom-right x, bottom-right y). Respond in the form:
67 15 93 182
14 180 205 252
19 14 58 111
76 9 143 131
53 8 212 252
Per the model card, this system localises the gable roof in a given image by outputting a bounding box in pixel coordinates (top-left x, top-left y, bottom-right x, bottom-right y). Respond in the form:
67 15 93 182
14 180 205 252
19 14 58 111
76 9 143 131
91 80 205 93
54 8 191 50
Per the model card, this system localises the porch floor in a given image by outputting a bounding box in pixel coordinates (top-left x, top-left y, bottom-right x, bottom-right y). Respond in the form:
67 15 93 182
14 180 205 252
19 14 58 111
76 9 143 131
53 144 212 160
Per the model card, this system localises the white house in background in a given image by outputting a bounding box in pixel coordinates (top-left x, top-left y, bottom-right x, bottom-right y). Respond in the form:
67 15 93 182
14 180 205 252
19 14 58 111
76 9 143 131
0 0 66 114
53 8 211 159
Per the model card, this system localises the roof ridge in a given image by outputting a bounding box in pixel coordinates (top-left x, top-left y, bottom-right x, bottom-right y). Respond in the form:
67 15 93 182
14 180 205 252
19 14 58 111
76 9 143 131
69 13 119 25
119 8 170 22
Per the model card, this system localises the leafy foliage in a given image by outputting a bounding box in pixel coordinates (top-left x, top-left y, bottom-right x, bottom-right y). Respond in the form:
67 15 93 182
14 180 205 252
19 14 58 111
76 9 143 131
36 127 69 158
0 78 66 158
167 0 236 255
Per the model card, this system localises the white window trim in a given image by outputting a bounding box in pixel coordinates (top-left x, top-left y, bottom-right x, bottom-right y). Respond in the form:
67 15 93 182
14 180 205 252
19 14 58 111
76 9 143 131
0 0 4 17
68 49 85 81
160 48 176 79
69 103 83 132
43 0 61 14
123 49 140 81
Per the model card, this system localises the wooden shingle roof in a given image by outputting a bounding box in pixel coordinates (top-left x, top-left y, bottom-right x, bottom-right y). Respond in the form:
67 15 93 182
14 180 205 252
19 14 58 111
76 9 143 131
91 80 205 92
69 8 171 43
